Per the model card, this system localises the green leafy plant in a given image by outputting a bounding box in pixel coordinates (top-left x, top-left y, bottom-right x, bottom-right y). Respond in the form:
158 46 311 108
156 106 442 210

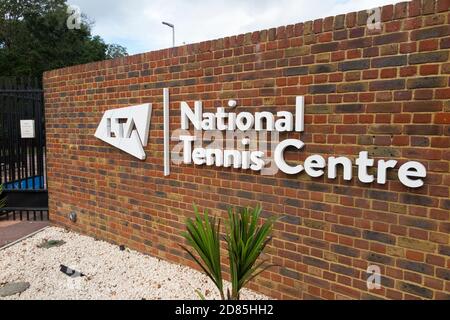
181 204 225 300
226 206 275 300
181 204 275 300
0 184 6 209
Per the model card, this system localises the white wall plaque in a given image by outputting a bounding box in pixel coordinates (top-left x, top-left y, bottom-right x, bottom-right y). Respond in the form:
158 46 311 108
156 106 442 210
20 120 36 139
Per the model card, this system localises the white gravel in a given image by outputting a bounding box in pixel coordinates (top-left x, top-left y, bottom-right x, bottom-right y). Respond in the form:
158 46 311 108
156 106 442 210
0 227 269 300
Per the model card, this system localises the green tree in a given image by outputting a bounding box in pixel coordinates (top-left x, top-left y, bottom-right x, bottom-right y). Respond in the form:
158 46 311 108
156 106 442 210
106 44 128 59
0 0 127 78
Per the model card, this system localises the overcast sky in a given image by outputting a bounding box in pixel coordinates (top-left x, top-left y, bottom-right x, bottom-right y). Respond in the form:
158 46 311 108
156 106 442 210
68 0 405 55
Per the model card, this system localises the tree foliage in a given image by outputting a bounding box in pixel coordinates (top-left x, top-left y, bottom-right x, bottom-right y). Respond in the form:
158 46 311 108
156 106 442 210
106 44 128 59
0 0 128 78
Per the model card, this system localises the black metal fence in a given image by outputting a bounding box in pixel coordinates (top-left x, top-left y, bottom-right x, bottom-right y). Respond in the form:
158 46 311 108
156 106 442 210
0 77 48 221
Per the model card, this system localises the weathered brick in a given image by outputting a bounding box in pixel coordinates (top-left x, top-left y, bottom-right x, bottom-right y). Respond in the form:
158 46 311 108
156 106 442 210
337 83 368 92
367 190 398 201
309 64 337 74
370 79 405 91
398 237 437 253
442 199 450 210
411 25 450 41
358 135 373 145
437 0 450 12
404 125 442 135
398 259 434 275
338 59 370 71
422 0 437 14
237 190 254 199
303 256 329 269
332 225 361 237
399 282 434 299
404 101 443 112
330 264 356 276
311 42 339 54
335 104 364 113
280 215 302 225
334 14 345 29
367 146 401 157
373 32 408 45
303 219 326 230
367 103 402 113
363 231 396 245
436 268 450 281
366 252 393 265
441 37 450 49
435 113 450 124
333 29 348 41
372 55 408 68
128 71 139 78
331 244 360 258
280 232 300 242
305 183 331 193
305 105 333 114
303 275 330 290
345 37 372 49
394 1 408 18
141 70 153 77
400 216 437 231
368 125 402 134
284 199 302 207
409 51 449 64
285 66 309 76
285 47 310 57
439 246 450 257
280 268 301 280
407 77 447 89
309 202 330 212
309 84 336 94
303 237 328 249
169 65 182 73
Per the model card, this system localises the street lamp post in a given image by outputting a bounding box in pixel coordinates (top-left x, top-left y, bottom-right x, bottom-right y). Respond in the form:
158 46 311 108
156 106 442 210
162 21 175 48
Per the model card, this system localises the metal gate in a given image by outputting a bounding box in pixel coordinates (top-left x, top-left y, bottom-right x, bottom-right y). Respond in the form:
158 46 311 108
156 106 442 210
0 77 48 221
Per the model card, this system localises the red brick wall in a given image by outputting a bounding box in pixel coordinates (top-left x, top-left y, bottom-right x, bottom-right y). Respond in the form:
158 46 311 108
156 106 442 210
43 0 450 300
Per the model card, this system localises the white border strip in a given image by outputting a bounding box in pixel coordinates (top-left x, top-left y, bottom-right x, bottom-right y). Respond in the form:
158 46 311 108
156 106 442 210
163 88 170 176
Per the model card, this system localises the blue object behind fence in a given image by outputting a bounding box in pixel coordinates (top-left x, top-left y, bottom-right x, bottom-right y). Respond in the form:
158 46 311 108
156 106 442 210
4 176 44 190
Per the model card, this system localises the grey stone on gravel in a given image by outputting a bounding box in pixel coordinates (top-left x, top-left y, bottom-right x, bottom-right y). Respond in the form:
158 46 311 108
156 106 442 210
0 282 30 297
37 240 66 249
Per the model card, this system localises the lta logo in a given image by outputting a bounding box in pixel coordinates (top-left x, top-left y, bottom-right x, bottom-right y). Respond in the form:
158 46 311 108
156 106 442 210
95 104 152 160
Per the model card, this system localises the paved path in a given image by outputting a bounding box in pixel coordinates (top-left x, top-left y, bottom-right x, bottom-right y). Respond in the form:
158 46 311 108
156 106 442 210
0 220 49 248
